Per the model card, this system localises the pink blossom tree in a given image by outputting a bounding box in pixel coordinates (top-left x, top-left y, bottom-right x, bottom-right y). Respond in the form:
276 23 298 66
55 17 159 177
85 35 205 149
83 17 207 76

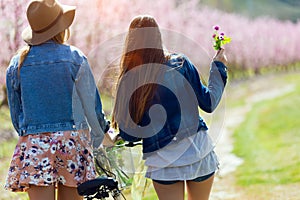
1 0 300 85
67 0 300 79
0 0 29 107
0 0 28 85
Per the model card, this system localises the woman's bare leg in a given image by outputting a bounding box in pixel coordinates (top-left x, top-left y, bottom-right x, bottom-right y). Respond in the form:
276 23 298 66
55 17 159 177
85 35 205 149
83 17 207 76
27 185 55 200
57 184 83 200
152 181 185 200
186 174 215 200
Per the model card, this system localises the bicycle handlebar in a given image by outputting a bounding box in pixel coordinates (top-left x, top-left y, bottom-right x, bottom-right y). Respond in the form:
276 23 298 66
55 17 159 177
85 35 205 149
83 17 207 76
115 141 142 147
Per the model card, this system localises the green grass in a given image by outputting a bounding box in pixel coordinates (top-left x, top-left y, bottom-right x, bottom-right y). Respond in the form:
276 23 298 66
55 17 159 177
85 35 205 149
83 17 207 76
0 138 17 161
0 139 29 200
0 107 14 131
100 92 114 117
232 73 300 186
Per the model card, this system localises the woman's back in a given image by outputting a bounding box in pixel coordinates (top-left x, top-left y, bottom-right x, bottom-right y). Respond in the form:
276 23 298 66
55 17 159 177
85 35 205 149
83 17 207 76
7 41 91 135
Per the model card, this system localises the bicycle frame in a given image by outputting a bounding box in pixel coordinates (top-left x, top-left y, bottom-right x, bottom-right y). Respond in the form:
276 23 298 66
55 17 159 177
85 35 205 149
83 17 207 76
77 176 122 200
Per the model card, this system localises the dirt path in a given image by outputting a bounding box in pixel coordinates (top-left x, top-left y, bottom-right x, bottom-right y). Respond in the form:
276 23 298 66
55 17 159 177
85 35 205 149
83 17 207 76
210 75 296 200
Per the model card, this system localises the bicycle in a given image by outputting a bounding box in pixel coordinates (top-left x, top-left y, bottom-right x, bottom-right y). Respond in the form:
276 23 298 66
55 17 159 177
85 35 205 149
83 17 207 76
77 140 142 200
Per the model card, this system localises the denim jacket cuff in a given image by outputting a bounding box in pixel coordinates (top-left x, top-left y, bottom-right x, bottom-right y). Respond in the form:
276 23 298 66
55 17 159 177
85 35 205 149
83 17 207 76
212 61 228 84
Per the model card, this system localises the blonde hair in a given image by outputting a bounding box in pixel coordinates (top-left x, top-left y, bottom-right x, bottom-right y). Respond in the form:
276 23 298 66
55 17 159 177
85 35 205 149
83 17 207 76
112 15 168 129
18 29 70 74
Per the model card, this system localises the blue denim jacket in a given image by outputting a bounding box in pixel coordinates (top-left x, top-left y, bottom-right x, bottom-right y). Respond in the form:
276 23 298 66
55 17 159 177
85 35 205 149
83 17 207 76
6 40 109 148
119 54 227 155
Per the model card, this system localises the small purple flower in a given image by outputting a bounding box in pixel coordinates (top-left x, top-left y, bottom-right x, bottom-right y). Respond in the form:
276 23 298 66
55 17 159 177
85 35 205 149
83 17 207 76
213 25 219 31
211 26 231 50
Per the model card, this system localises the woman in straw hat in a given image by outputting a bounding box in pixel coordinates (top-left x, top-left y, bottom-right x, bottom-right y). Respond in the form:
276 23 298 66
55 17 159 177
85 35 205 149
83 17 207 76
4 0 113 199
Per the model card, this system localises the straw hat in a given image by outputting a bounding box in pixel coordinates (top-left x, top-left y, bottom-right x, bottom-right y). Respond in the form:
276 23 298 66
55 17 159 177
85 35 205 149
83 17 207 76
22 0 76 45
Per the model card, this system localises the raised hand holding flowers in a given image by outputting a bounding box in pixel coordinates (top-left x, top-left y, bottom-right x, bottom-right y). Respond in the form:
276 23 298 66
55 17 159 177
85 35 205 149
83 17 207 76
212 25 231 50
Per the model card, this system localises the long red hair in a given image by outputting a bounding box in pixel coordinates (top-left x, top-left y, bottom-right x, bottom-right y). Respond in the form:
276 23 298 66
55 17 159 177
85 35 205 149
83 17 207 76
112 15 168 128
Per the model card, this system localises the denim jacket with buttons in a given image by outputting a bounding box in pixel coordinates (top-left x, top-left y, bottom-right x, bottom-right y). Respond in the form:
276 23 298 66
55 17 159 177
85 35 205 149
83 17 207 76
6 40 109 148
119 53 227 155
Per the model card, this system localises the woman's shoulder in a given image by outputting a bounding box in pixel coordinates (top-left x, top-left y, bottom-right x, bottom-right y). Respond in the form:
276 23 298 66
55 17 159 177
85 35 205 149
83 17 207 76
167 53 187 67
68 45 84 55
167 53 194 70
62 44 85 58
63 44 88 64
6 54 20 75
168 52 186 61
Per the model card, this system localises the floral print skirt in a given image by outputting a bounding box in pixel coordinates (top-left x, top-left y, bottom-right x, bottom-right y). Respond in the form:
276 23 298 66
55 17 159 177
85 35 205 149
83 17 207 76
5 130 97 192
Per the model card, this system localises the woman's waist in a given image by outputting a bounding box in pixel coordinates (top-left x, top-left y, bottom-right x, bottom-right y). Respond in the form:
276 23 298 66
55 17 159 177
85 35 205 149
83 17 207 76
144 131 215 167
141 122 208 154
19 120 89 136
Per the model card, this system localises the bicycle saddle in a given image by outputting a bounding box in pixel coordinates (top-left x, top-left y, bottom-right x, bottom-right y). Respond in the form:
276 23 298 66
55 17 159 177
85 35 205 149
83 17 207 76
77 176 119 196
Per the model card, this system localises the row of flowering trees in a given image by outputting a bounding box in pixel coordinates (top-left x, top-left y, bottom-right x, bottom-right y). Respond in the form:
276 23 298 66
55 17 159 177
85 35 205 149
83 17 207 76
68 0 300 79
1 0 300 86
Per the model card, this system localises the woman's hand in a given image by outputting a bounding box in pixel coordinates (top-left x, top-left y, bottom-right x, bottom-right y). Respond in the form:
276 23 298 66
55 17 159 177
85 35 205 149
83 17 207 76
102 133 115 147
213 48 227 64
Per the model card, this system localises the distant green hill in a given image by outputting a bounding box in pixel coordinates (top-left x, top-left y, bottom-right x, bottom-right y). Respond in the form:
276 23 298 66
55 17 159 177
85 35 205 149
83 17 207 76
199 0 300 22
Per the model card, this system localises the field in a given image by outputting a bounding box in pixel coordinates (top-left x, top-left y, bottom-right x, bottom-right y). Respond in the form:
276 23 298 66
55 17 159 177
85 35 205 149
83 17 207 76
0 0 299 199
0 71 299 199
211 71 300 200
231 72 300 199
